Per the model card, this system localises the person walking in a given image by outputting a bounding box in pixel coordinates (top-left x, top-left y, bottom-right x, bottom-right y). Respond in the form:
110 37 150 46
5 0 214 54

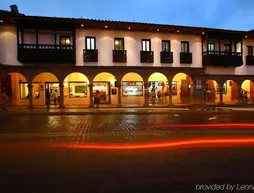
53 90 58 106
45 89 51 109
1 92 8 111
94 90 101 108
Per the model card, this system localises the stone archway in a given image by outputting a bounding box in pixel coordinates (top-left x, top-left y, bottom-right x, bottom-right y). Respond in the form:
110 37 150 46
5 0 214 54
63 72 90 107
121 72 144 105
1 72 28 107
148 72 168 105
241 80 254 104
32 72 59 107
172 73 193 104
221 80 238 104
93 72 117 105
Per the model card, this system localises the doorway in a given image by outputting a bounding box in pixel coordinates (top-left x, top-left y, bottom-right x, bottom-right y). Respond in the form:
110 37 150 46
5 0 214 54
93 82 111 104
45 82 60 105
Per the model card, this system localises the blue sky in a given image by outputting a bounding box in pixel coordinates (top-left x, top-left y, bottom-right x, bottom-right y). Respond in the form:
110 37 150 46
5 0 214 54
1 0 254 31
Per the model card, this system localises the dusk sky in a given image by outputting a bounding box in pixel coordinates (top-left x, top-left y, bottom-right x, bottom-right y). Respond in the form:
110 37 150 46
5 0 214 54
1 0 254 31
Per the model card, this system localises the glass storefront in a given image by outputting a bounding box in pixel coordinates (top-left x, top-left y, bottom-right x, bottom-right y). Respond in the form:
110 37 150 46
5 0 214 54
93 82 110 103
122 81 143 96
45 82 60 105
69 82 87 98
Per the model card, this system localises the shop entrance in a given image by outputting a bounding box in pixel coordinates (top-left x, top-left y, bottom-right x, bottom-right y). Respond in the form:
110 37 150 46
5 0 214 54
93 82 111 104
148 81 167 104
45 82 60 105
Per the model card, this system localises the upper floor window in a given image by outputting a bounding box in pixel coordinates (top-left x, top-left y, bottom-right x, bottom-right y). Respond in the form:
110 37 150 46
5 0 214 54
60 36 71 45
142 39 151 51
247 46 253 56
162 40 171 52
181 41 189 53
208 43 215 52
114 38 124 50
85 36 96 50
224 44 230 52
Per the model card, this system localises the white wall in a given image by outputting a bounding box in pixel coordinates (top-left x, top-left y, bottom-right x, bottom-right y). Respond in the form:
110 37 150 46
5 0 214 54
76 29 202 68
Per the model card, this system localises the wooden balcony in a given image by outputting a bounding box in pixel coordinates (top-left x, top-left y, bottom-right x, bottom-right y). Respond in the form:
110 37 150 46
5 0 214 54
113 50 127 62
180 52 192 64
17 44 75 64
160 51 173 63
83 49 98 62
140 51 154 63
202 51 243 67
246 56 254 66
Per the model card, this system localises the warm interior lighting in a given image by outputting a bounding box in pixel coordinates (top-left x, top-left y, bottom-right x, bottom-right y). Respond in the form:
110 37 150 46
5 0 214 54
105 25 108 28
115 40 119 45
65 39 70 44
81 24 84 27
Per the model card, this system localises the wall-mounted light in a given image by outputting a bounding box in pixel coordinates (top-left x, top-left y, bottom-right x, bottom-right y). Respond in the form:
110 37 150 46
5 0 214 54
245 36 248 38
202 32 205 35
128 27 131 30
177 30 180 33
0 20 3 23
105 25 108 28
157 29 160 32
81 24 84 27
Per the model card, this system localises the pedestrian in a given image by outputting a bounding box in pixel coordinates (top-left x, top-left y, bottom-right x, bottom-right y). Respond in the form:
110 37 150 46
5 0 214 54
45 89 50 108
35 90 40 99
1 91 8 111
244 91 248 104
240 90 244 104
53 90 58 105
94 90 100 108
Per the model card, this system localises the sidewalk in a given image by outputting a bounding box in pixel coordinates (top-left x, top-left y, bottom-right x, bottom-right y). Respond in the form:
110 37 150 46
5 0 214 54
1 106 254 116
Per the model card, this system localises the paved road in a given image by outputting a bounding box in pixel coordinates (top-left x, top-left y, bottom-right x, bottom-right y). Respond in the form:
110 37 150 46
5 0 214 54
0 114 254 193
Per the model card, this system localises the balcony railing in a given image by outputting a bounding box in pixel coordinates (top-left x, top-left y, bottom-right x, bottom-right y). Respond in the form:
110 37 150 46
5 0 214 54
180 52 192 64
83 49 98 62
160 51 173 63
113 50 127 62
246 55 254 66
202 51 243 67
17 44 75 63
140 51 154 63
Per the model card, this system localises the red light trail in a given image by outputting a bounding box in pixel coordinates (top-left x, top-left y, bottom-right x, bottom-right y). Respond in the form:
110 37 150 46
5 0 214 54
64 138 254 150
138 123 254 129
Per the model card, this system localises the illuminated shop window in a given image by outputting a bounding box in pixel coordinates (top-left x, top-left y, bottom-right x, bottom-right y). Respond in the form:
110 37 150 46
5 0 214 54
60 36 71 45
122 81 143 96
69 82 87 98
19 82 29 99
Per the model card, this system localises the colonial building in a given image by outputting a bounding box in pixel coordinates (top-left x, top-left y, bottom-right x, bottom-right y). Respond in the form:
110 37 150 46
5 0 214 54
1 5 254 108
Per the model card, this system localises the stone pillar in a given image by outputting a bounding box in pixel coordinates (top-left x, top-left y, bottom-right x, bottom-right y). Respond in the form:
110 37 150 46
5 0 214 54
59 83 65 109
168 81 172 106
219 82 224 105
143 82 149 107
117 84 122 107
27 83 34 109
89 84 94 108
237 84 242 104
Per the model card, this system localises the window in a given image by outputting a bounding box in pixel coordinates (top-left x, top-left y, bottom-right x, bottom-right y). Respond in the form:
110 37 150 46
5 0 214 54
208 43 215 53
162 40 171 52
85 37 96 50
224 44 230 52
114 38 124 50
142 39 151 51
60 36 71 45
69 82 87 98
247 46 253 56
181 41 189 53
122 81 143 96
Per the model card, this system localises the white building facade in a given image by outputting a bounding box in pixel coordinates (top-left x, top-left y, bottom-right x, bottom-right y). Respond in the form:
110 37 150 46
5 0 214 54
1 5 254 108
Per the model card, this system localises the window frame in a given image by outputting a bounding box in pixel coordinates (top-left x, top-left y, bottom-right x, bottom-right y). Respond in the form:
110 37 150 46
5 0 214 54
114 37 125 50
142 39 151 51
85 36 96 50
247 46 253 56
162 40 171 52
60 36 71 46
181 41 189 53
224 44 230 52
